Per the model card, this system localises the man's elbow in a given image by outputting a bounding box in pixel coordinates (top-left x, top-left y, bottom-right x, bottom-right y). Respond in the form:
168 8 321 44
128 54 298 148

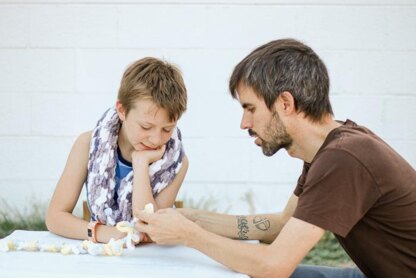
254 250 296 278
256 262 294 278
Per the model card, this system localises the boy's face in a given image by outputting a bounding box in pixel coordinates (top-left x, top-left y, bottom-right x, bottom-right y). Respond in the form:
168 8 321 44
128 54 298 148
117 98 177 151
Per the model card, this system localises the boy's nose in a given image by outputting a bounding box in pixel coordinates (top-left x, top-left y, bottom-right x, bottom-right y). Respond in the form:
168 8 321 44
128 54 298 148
148 134 163 147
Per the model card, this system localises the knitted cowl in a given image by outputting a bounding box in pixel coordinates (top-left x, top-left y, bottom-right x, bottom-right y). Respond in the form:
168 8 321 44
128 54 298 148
85 107 184 226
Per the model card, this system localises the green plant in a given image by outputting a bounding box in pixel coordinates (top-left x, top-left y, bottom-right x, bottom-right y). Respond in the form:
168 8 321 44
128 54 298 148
239 189 256 215
0 199 47 239
302 231 353 266
182 194 232 213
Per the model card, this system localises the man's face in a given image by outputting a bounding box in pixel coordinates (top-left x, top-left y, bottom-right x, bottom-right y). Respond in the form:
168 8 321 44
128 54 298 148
237 83 293 156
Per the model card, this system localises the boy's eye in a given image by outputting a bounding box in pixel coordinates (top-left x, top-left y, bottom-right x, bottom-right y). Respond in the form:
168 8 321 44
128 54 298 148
140 125 151 130
248 108 255 113
163 128 173 133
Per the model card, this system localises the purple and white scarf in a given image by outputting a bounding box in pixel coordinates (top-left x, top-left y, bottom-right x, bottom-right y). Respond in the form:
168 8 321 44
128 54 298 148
85 107 184 225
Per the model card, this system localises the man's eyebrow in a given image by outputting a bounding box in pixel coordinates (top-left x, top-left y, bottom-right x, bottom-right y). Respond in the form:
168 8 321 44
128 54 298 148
241 103 254 109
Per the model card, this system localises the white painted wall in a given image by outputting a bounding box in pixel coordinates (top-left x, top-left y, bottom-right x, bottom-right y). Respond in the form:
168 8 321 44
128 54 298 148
0 0 415 215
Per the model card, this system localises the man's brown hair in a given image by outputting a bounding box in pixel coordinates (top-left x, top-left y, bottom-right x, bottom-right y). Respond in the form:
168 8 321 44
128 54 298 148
229 38 332 122
118 57 187 121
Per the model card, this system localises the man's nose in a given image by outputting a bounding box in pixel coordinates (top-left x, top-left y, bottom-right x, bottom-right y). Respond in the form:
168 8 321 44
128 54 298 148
240 115 252 130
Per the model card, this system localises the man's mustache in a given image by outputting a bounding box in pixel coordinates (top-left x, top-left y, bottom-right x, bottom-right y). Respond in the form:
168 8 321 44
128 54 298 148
248 129 257 137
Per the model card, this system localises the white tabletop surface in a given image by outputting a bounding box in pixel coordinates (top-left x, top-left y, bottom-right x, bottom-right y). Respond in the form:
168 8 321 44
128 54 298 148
0 230 249 278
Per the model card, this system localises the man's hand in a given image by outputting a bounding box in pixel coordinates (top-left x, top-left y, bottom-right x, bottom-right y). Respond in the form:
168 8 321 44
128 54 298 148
177 208 199 223
132 145 166 166
136 208 199 246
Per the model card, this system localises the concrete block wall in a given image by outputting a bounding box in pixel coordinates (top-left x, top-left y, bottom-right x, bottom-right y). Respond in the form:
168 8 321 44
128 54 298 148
0 0 415 215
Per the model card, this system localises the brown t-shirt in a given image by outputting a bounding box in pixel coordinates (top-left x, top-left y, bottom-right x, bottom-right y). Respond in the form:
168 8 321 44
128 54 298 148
293 120 416 278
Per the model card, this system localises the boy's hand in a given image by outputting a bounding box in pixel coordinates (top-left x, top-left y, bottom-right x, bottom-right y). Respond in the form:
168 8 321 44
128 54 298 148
132 145 166 166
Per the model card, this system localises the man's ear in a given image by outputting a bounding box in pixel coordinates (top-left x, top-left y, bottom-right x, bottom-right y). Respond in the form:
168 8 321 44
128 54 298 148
274 91 296 115
116 100 126 121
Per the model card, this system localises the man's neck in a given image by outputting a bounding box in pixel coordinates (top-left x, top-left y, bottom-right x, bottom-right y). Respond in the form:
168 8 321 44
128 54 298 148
286 116 342 163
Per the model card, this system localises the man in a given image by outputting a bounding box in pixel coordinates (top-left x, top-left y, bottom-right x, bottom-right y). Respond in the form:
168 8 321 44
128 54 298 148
136 39 416 278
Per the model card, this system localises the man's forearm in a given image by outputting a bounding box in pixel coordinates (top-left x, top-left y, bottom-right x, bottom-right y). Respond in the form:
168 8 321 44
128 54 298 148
184 217 324 278
235 214 284 243
191 210 285 243
184 222 297 278
180 194 298 243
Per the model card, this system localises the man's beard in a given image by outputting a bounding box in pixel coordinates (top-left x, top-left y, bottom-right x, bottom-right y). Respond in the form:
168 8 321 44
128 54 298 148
249 111 293 157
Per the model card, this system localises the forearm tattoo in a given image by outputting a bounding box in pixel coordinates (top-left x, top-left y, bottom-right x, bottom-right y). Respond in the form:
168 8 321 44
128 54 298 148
237 216 249 239
253 216 271 231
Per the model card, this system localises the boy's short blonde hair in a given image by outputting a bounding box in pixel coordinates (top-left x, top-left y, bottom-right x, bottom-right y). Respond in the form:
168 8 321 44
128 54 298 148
118 57 187 121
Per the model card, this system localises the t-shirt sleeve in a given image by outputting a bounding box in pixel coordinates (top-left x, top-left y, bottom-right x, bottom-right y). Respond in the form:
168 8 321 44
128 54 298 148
293 149 381 237
294 162 310 197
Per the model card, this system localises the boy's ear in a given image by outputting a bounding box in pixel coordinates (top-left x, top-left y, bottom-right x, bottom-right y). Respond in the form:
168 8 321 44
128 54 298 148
116 100 126 121
274 91 295 116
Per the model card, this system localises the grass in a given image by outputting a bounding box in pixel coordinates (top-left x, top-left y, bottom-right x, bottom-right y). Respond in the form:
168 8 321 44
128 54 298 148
0 199 47 239
302 231 353 267
0 198 352 267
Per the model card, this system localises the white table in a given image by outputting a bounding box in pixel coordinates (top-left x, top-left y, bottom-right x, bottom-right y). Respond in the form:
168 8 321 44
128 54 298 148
0 230 249 278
